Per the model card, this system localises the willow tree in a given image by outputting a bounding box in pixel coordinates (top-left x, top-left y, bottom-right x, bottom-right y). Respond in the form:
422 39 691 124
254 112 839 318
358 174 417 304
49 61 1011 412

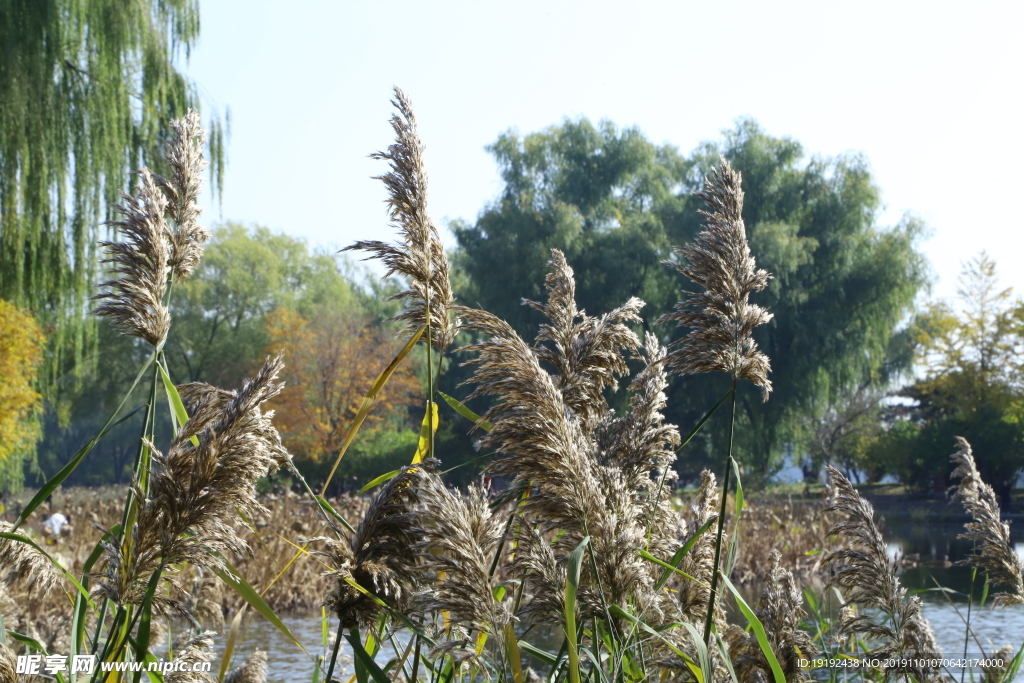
453 119 928 482
0 0 224 384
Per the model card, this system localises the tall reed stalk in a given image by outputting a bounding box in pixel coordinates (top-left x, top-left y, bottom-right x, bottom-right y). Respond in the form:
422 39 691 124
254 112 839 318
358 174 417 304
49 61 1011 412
657 159 773 646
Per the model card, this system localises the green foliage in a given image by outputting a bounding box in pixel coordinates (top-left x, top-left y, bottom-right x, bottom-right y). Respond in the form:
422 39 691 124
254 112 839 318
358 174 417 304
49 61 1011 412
453 118 928 483
164 222 359 386
0 0 225 386
876 253 1024 505
33 224 379 485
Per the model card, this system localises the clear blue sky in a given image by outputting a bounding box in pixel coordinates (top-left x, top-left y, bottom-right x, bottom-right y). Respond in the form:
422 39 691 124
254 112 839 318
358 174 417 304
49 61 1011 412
186 0 1023 304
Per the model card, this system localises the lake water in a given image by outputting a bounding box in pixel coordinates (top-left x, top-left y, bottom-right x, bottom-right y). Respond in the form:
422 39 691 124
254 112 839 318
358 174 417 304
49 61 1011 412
217 522 1024 682
885 521 1024 681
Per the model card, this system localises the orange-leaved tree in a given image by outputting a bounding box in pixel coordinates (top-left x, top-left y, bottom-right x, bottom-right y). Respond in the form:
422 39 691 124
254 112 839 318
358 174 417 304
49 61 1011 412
0 299 45 490
265 305 421 462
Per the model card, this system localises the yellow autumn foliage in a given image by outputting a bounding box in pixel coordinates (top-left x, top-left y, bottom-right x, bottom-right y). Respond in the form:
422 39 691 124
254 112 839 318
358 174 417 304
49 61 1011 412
0 299 45 463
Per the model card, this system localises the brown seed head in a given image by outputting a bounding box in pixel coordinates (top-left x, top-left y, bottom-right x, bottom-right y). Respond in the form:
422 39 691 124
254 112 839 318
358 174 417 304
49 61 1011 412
92 168 171 347
156 109 210 279
949 437 1024 607
344 87 458 350
658 159 773 399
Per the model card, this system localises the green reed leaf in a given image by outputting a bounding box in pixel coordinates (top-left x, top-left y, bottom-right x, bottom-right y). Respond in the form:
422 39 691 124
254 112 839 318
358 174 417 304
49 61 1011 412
213 562 307 655
358 470 399 494
724 457 744 577
132 567 163 683
157 358 199 446
518 640 558 666
721 573 786 683
438 390 493 431
638 548 707 586
313 495 357 535
653 516 718 590
565 536 589 683
411 400 439 464
346 630 391 683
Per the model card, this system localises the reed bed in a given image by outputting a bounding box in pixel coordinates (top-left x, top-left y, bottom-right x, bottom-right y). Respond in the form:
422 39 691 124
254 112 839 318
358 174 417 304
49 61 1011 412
1 91 1022 683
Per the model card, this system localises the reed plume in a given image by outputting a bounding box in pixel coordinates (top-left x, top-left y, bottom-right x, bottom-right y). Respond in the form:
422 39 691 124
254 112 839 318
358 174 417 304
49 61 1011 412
458 251 675 629
416 479 511 658
156 109 210 279
676 471 722 624
224 649 268 683
167 631 216 683
97 355 291 616
514 523 569 627
344 87 458 351
725 550 818 682
92 168 171 347
658 158 772 399
982 644 1014 683
318 462 431 628
599 331 680 506
0 642 14 683
949 437 1024 607
0 522 59 593
456 302 603 530
824 466 943 681
524 249 643 429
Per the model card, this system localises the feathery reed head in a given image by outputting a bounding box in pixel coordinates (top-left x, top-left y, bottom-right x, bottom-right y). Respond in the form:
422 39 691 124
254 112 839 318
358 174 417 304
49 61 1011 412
98 355 290 614
949 437 1024 607
224 649 268 683
658 158 773 399
321 461 433 628
344 87 458 350
601 331 681 492
726 550 818 682
456 303 598 515
416 478 511 640
93 168 171 347
157 109 210 279
0 521 59 593
513 522 568 627
677 470 722 622
167 631 216 683
525 249 643 428
824 466 942 677
0 643 15 683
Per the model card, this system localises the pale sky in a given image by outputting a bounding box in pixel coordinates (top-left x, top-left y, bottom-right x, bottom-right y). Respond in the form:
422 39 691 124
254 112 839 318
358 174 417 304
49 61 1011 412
187 0 1023 305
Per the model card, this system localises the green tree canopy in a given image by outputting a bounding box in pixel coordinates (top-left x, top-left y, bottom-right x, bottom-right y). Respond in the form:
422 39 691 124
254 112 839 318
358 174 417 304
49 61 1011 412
452 118 928 482
164 223 359 386
0 0 224 383
875 253 1024 507
35 223 372 486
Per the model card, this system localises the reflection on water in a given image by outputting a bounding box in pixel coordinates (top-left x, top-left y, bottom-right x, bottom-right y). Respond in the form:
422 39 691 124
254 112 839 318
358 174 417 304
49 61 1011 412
211 612 409 682
220 522 1024 682
883 521 1024 681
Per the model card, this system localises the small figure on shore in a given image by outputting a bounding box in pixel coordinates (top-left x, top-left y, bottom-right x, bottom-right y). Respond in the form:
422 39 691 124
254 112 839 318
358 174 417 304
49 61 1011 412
42 512 71 542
